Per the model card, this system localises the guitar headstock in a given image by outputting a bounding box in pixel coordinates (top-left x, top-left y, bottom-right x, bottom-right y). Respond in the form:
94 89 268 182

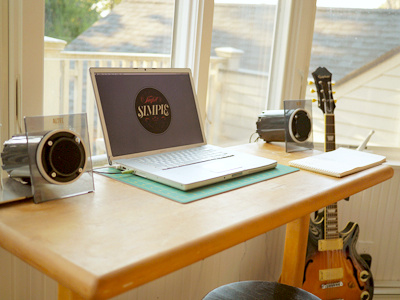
311 67 335 115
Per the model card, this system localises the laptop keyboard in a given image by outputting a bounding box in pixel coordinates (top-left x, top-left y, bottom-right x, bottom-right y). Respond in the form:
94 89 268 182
136 147 234 170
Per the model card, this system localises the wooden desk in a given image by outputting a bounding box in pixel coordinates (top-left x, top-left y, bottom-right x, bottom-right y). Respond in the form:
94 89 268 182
0 142 393 300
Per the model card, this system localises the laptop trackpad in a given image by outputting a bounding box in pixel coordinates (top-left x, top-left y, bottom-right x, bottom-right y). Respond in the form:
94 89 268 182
202 160 243 173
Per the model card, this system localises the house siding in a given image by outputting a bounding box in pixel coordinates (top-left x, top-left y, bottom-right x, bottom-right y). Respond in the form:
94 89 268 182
309 51 400 148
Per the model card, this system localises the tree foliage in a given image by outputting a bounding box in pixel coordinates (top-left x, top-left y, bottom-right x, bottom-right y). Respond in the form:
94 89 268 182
45 0 121 43
380 0 400 8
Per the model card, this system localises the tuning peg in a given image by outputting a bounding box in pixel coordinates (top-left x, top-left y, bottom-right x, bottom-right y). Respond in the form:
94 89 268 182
332 91 336 94
312 99 317 103
334 99 337 103
308 80 314 85
310 88 316 93
331 82 336 86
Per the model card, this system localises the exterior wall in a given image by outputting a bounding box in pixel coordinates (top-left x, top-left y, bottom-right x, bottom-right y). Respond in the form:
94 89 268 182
339 165 400 283
308 52 400 148
206 68 269 146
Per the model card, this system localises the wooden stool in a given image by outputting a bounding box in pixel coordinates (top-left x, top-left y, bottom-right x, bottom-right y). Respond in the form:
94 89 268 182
202 281 321 300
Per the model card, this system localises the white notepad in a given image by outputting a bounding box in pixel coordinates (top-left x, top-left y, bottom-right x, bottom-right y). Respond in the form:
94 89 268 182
289 148 386 177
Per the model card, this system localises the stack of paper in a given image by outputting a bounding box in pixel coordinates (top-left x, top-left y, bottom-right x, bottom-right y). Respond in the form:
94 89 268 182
289 148 386 177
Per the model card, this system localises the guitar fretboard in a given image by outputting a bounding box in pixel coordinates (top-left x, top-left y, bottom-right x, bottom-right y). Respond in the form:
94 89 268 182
324 114 335 152
324 114 337 239
325 203 339 239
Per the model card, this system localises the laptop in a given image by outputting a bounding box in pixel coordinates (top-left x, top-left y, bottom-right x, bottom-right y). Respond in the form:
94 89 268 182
90 67 277 190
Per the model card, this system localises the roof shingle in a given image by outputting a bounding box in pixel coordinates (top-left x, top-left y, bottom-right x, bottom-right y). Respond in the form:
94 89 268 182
65 1 400 81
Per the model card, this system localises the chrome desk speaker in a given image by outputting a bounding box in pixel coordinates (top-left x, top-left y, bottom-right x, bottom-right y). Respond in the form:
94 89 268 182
256 100 314 152
0 113 94 204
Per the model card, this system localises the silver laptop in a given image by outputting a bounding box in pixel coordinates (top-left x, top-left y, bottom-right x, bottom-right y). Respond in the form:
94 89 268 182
90 68 277 190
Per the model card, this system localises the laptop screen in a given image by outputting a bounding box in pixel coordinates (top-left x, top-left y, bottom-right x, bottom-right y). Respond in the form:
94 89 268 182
92 69 205 158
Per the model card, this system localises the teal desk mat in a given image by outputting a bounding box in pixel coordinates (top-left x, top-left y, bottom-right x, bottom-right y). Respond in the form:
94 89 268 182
96 164 298 204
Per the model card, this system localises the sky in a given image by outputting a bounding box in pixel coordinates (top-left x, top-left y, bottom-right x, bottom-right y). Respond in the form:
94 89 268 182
214 0 387 9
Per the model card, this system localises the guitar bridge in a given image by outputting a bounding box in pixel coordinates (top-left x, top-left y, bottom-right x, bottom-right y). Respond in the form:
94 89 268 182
321 281 344 289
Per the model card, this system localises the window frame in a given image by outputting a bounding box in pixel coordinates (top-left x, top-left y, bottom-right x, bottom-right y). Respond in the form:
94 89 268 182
1 0 317 144
2 0 44 142
267 0 317 109
172 0 214 123
0 0 9 143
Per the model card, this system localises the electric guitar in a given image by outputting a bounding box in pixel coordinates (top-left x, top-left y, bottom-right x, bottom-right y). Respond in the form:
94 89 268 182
302 67 374 300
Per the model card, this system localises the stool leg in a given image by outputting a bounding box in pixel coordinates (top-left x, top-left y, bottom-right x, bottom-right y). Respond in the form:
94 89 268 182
280 215 310 288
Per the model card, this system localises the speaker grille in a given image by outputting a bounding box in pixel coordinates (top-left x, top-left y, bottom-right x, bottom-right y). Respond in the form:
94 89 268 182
290 110 312 142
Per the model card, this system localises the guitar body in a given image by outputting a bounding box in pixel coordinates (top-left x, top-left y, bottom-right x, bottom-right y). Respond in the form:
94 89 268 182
303 215 374 300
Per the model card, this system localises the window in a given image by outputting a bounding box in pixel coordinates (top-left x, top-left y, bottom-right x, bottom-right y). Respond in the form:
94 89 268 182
1 0 318 153
309 0 400 148
207 0 317 146
205 1 278 146
43 0 176 155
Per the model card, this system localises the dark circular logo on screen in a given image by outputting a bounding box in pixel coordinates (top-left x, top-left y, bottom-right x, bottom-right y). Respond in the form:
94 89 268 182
135 88 171 134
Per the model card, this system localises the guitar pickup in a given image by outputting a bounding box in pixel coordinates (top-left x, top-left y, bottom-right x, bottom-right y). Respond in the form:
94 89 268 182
318 238 343 251
319 268 344 281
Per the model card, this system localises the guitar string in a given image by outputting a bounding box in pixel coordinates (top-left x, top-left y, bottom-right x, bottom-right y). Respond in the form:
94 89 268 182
326 111 338 297
318 74 370 298
312 70 350 298
326 203 340 299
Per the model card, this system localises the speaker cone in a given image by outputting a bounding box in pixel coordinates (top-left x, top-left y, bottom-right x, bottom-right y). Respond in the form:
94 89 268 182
288 109 312 143
36 130 87 184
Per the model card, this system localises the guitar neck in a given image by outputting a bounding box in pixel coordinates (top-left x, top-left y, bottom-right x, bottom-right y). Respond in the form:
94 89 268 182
324 114 338 239
324 114 335 152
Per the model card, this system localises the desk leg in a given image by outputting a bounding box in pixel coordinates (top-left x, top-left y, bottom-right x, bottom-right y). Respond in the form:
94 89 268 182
58 284 85 300
279 215 310 288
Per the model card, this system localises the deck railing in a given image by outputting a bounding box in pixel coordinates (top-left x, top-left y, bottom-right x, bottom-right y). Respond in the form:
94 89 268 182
44 37 261 156
44 38 174 155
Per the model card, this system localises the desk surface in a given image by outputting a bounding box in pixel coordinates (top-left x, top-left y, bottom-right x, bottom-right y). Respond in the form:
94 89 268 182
0 142 394 299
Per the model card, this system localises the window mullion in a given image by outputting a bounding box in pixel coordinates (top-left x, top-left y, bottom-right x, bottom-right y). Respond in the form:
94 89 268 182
8 0 23 137
6 0 44 138
171 0 214 122
267 0 317 110
1 0 9 143
21 0 44 118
